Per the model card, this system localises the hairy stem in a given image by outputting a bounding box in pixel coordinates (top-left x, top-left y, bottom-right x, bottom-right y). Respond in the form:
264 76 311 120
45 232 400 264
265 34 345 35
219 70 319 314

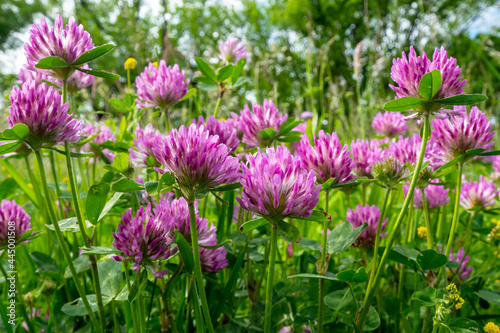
264 226 278 333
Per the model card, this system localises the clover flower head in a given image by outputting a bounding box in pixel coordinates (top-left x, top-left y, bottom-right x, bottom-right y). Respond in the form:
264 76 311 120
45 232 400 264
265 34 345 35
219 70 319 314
25 14 94 80
195 116 240 154
432 106 495 163
112 204 173 277
372 111 408 137
129 124 164 168
350 139 384 178
403 179 449 209
7 81 81 147
297 130 354 185
153 124 240 201
0 200 32 247
237 146 320 219
460 176 499 210
448 247 474 282
344 204 387 248
235 99 287 148
136 60 189 109
219 37 247 64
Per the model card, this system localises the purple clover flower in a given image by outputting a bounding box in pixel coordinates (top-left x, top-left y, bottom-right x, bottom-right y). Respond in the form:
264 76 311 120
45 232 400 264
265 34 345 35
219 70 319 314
431 107 495 163
403 179 449 209
7 81 81 147
81 123 116 163
112 204 173 277
448 247 474 281
350 139 384 178
155 197 227 273
135 60 189 109
389 46 466 119
218 38 247 64
155 197 217 246
297 130 354 185
24 15 94 80
460 176 499 210
344 204 387 248
18 68 51 86
195 116 240 154
386 133 442 168
153 124 240 201
300 111 314 120
0 200 32 247
129 124 164 168
233 99 287 148
237 146 320 219
390 46 465 99
372 111 407 137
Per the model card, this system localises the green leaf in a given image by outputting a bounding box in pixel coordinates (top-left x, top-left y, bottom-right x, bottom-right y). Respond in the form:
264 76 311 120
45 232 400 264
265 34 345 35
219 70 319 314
0 159 37 206
193 76 217 85
479 150 500 156
212 182 242 192
123 93 136 108
179 88 197 102
217 64 234 81
417 249 448 270
324 289 353 310
64 256 90 279
86 183 110 225
75 67 120 80
411 287 436 306
384 97 427 111
378 245 419 268
145 181 159 194
98 258 122 299
277 118 302 136
433 94 488 106
108 98 128 112
72 44 115 66
199 239 232 249
231 57 246 83
128 269 148 303
475 289 500 305
0 141 21 155
288 273 338 281
419 69 442 101
362 306 381 332
276 219 300 242
98 192 122 221
111 178 144 192
51 147 93 158
80 246 120 256
240 217 267 233
258 128 277 139
291 210 330 223
2 124 29 140
434 154 465 175
46 217 93 233
194 57 217 82
35 56 69 69
62 294 111 316
160 171 176 186
298 238 321 251
174 230 194 274
448 318 479 332
336 267 369 283
327 222 368 254
465 148 486 156
112 153 129 173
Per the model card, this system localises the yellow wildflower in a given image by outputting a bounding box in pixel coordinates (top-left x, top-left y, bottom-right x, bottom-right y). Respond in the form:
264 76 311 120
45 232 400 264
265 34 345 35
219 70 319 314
153 61 159 68
417 226 427 239
485 322 500 333
124 58 137 70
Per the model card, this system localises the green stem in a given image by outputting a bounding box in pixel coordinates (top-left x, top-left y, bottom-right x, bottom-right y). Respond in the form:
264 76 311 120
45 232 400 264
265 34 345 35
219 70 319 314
357 114 430 329
188 201 215 333
437 163 463 287
367 188 391 291
213 95 222 119
48 150 65 219
35 150 102 332
318 189 330 333
164 106 171 133
264 226 278 333
421 190 434 249
125 263 139 333
127 69 131 91
64 139 107 329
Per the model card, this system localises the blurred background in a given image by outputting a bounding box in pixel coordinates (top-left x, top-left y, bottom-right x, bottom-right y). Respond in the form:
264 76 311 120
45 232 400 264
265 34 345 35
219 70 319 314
0 0 499 138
